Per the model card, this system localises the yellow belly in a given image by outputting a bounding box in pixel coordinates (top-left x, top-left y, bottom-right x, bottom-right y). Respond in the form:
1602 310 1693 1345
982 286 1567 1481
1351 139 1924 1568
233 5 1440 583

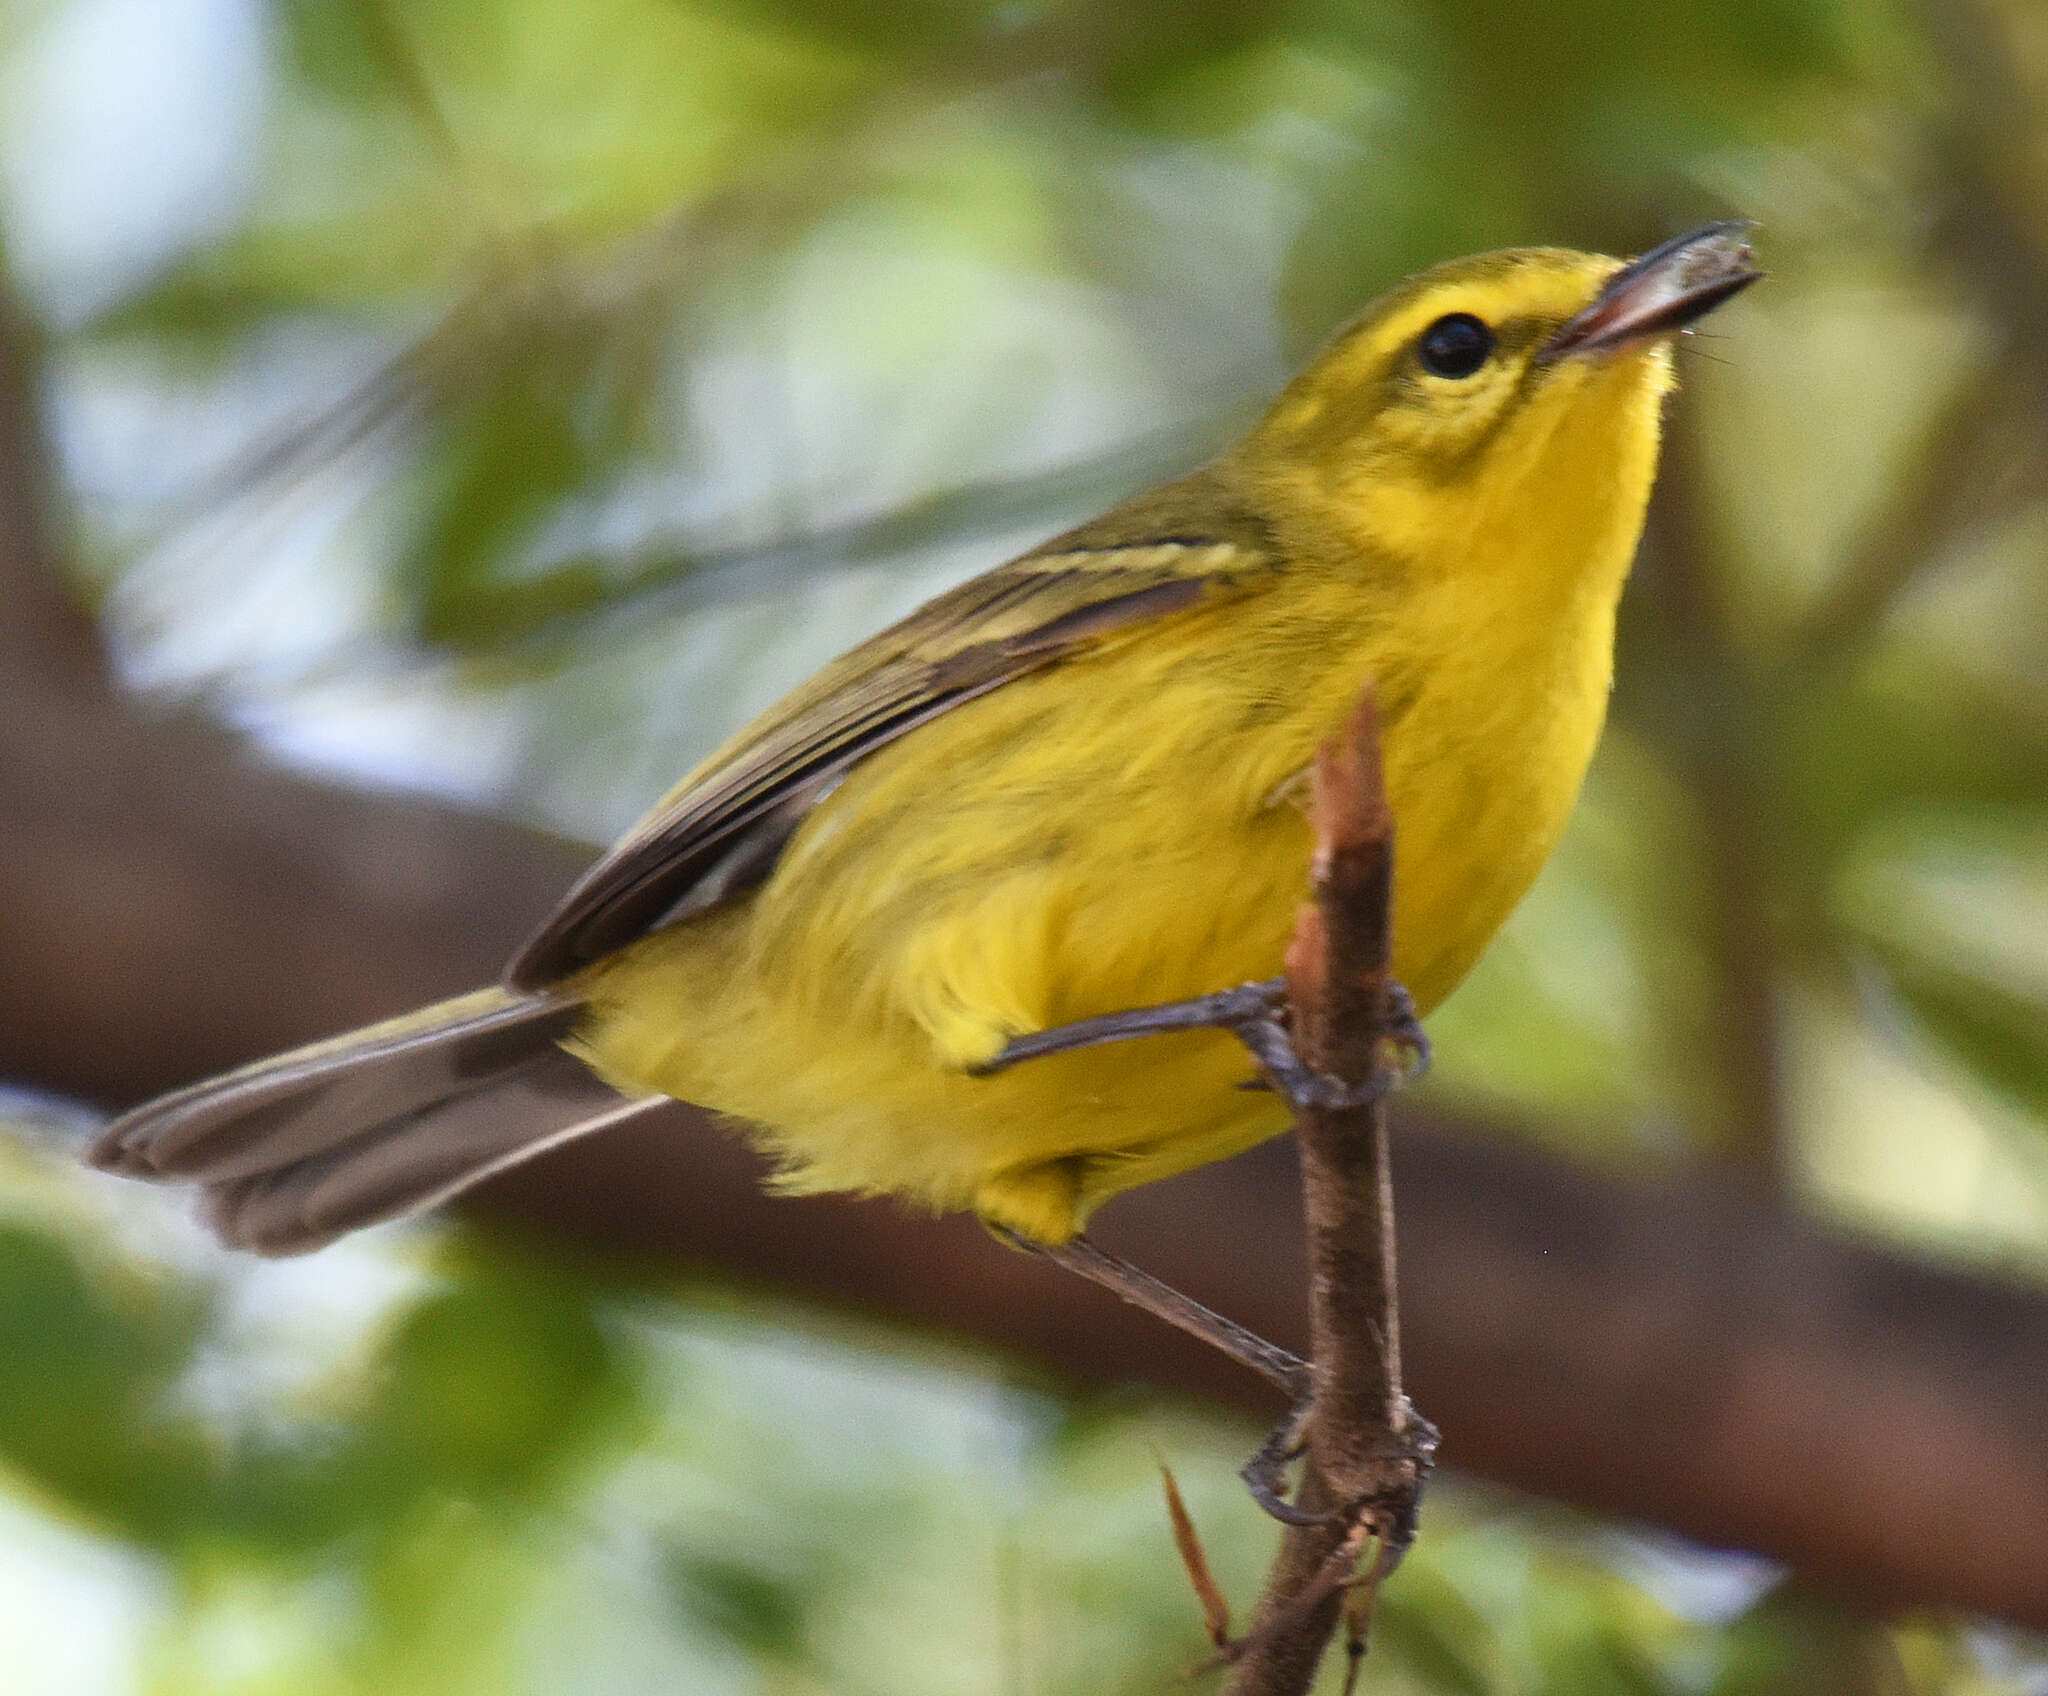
573 576 1615 1243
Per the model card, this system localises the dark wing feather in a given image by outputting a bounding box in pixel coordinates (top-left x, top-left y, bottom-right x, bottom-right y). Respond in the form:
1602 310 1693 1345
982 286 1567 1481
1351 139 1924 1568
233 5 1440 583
508 467 1276 988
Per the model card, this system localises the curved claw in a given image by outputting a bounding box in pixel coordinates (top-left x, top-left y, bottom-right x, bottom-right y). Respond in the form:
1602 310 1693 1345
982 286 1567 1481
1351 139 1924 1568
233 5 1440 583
1243 1465 1328 1527
1240 1393 1325 1525
1229 978 1431 1113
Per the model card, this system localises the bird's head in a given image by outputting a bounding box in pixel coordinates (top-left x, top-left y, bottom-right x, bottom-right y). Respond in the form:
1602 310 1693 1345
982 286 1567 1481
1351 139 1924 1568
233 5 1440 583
1236 224 1760 585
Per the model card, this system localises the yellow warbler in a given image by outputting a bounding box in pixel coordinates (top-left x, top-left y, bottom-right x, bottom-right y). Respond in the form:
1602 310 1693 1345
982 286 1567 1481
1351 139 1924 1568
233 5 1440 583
92 225 1758 1254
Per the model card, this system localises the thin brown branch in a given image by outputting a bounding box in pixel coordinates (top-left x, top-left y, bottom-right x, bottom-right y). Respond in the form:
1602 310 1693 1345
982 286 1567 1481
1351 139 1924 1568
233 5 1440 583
1160 1462 1235 1656
7 626 2048 1622
1227 694 1427 1696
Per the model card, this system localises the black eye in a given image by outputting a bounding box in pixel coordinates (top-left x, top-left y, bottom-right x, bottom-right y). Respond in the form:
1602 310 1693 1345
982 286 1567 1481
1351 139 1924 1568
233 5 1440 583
1417 313 1495 378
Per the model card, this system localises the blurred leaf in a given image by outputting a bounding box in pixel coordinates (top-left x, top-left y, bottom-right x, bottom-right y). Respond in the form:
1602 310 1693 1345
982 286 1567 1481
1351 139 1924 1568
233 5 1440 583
274 0 435 107
681 0 993 58
1276 0 1865 335
397 307 662 646
1373 1556 1499 1696
1706 1583 1895 1696
1887 969 2048 1129
345 1250 633 1504
1639 658 2048 955
0 1226 214 1545
1060 0 1295 115
403 375 607 645
666 1551 809 1658
1832 808 2048 1127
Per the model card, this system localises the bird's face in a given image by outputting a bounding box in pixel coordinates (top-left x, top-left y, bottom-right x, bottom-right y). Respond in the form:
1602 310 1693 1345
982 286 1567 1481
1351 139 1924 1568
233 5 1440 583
1241 225 1760 578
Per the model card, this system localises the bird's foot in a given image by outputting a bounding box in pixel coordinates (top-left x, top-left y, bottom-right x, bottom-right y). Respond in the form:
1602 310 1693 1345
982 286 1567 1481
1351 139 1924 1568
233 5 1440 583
973 975 1429 1112
1242 1392 1440 1537
1241 1392 1321 1525
1224 977 1430 1111
1373 1399 1441 1562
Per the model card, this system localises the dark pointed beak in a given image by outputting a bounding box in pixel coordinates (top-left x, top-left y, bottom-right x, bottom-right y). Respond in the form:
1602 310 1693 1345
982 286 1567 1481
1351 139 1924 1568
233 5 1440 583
1539 222 1761 363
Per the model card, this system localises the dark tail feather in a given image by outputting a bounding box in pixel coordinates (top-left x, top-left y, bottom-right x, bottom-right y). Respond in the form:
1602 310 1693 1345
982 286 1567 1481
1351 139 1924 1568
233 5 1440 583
87 988 659 1254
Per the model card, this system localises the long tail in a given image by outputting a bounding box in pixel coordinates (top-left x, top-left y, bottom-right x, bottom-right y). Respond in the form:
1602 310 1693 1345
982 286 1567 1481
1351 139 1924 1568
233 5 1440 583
86 988 661 1255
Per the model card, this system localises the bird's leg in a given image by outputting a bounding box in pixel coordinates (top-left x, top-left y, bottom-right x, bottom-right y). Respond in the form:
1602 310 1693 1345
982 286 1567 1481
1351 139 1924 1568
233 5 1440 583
973 975 1430 1111
985 976 1428 1522
1012 1232 1334 1527
1027 1234 1395 1526
1012 1231 1308 1398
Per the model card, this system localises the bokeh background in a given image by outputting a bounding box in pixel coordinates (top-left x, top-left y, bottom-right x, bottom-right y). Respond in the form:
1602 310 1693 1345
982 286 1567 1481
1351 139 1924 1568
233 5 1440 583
3 0 2048 1690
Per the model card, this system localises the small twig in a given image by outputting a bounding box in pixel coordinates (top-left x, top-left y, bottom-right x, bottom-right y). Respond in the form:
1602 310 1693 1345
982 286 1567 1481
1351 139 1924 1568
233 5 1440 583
933 687 1427 1685
1340 1536 1404 1696
1225 691 1431 1696
1159 1461 1235 1656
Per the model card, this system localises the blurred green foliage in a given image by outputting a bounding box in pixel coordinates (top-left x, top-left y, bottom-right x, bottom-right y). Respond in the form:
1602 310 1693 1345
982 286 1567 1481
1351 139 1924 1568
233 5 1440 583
7 0 2048 1687
2 1109 2030 1694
